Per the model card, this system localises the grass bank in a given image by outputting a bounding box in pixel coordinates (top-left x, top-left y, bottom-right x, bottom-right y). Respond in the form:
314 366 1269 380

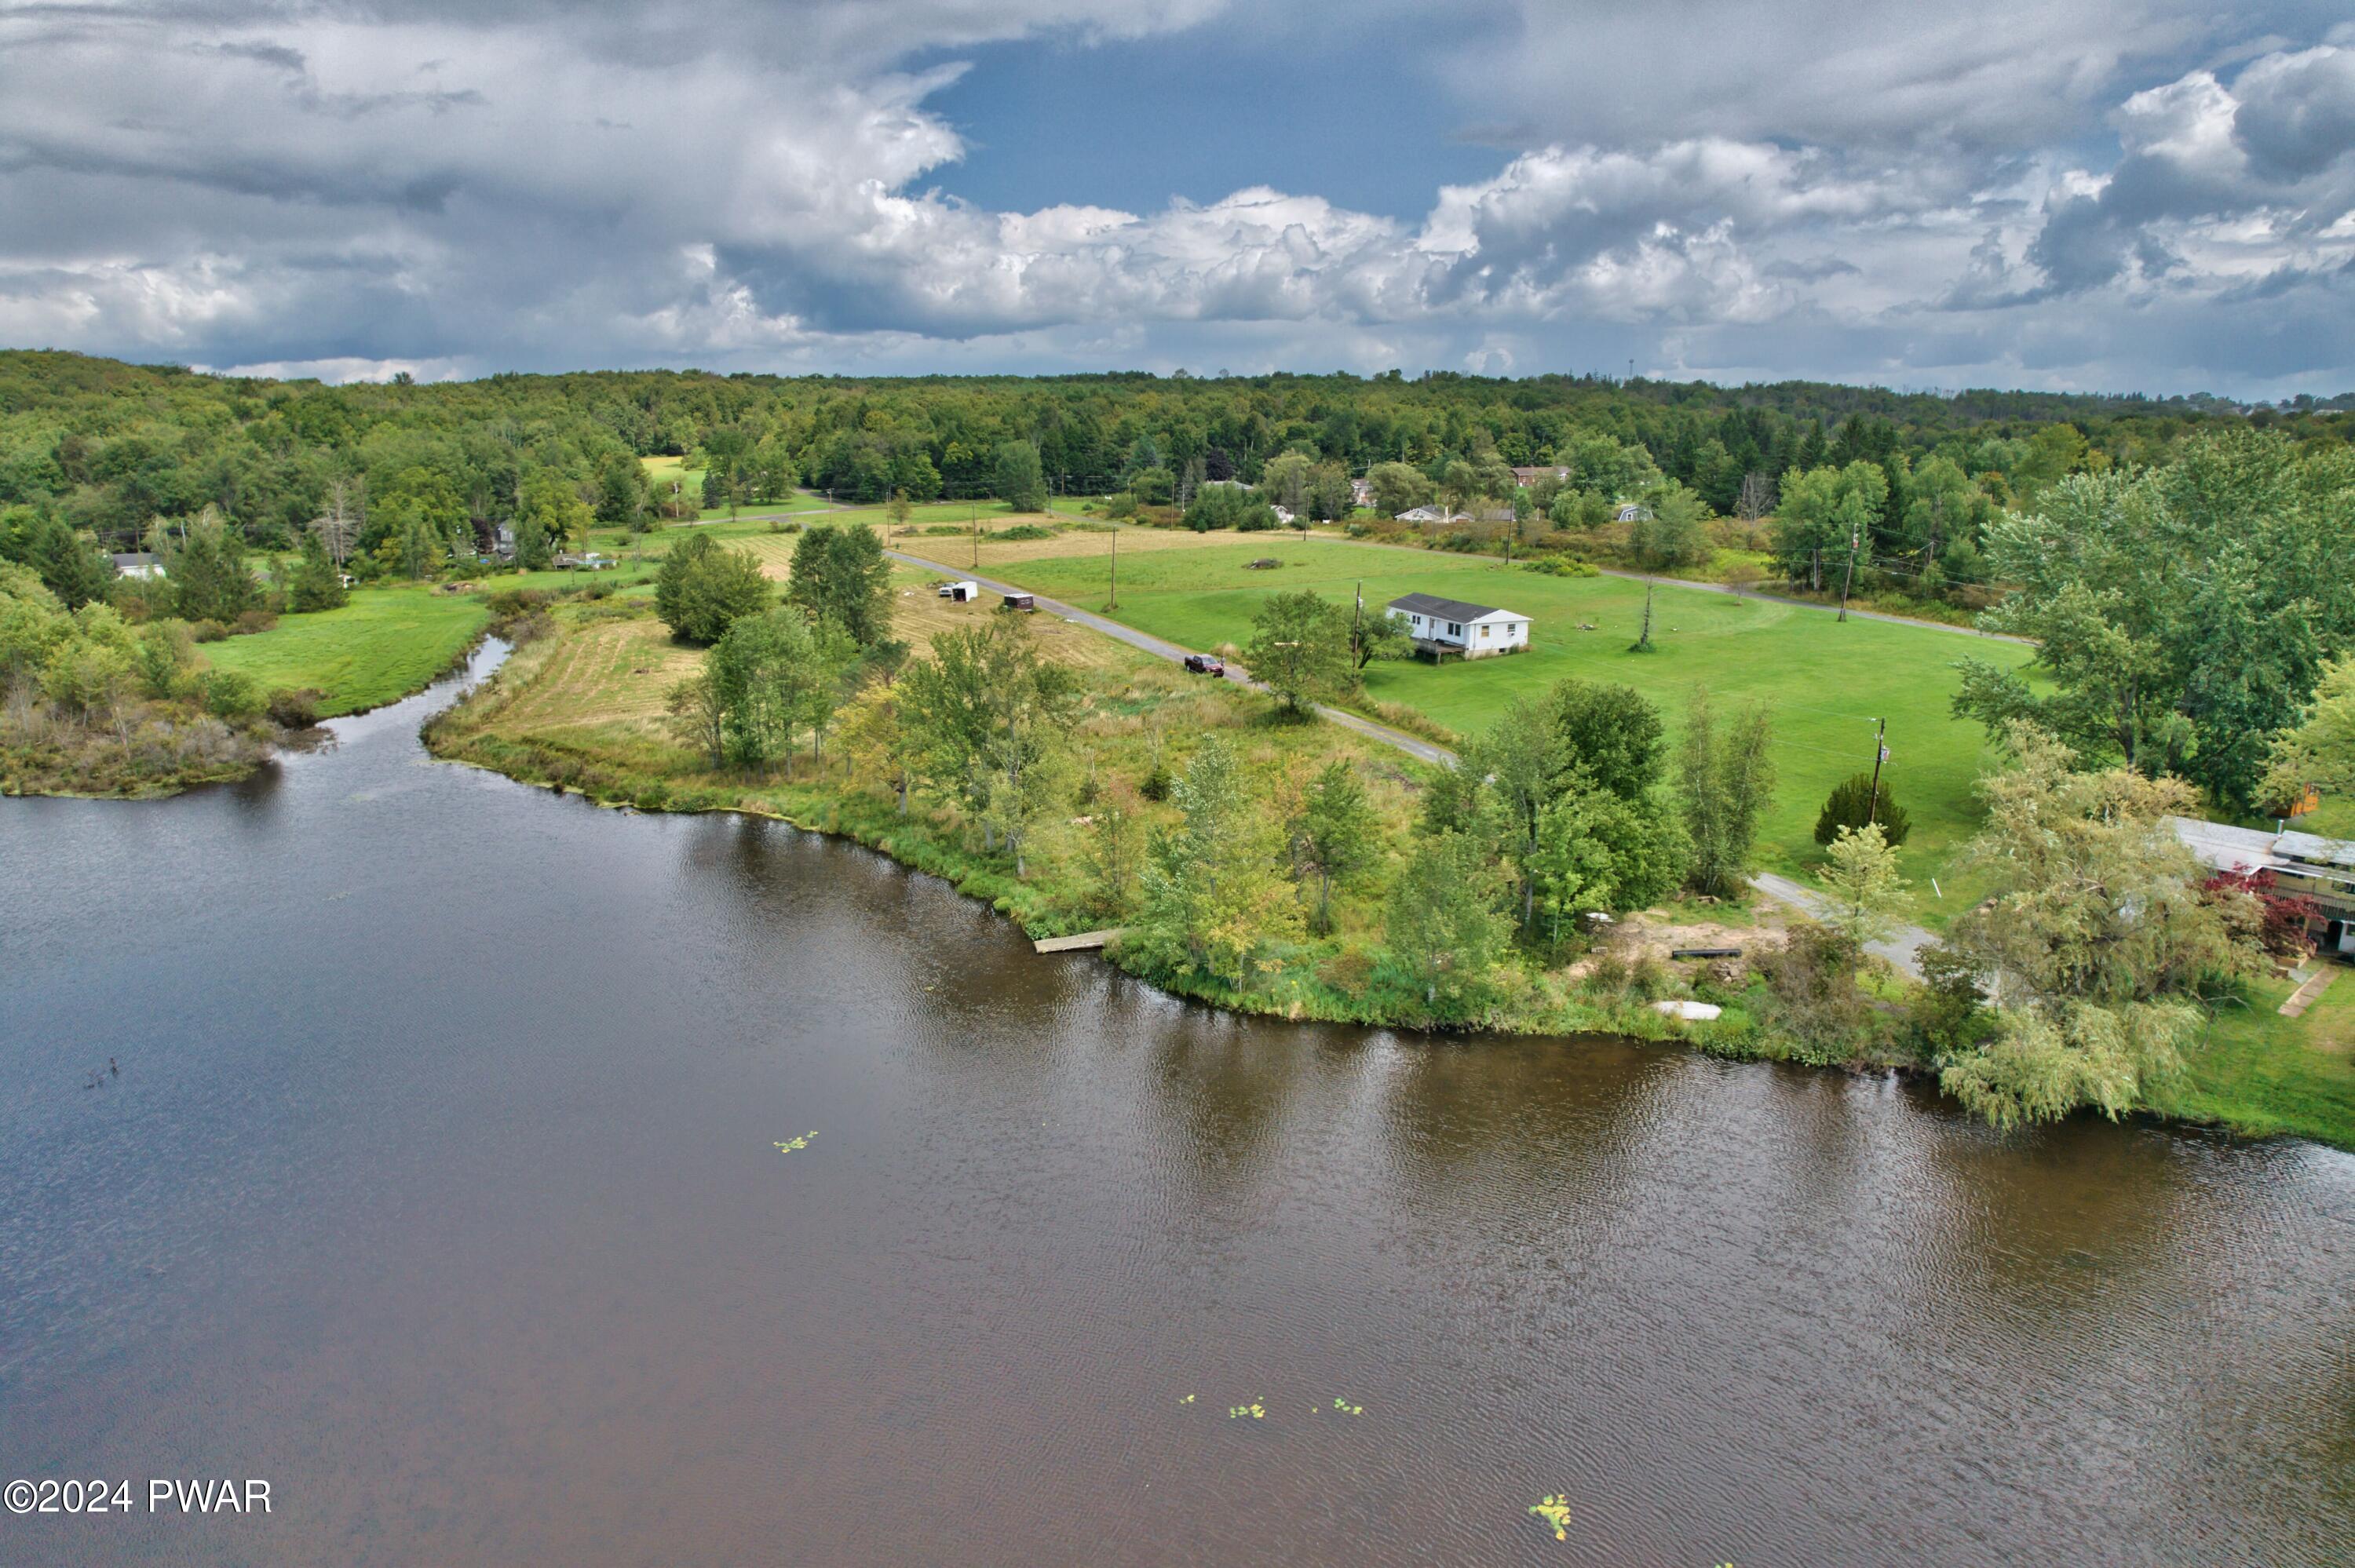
421 591 2355 1153
203 585 493 717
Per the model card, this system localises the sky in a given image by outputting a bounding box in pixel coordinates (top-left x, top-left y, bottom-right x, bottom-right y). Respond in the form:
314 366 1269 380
2 1 2352 396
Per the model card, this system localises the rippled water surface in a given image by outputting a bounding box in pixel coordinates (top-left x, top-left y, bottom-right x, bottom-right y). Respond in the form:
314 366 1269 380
3 645 2352 1566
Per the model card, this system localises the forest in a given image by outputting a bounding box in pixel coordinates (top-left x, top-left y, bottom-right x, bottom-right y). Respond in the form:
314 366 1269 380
5 348 2349 553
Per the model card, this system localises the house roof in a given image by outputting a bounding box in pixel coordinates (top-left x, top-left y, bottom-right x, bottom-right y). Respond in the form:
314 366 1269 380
2169 816 2355 877
111 552 159 567
1388 592 1524 623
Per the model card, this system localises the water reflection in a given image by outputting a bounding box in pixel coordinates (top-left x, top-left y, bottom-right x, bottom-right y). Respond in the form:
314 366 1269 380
1 644 2350 1566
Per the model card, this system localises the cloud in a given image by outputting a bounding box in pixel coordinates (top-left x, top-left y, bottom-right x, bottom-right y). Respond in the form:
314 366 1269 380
2017 46 2355 298
0 1 2346 394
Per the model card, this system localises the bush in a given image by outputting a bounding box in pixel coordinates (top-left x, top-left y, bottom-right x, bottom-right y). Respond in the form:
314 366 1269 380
1758 923 1875 1063
997 523 1057 542
266 687 324 727
484 588 553 616
1521 556 1597 577
1814 771 1911 848
199 668 268 721
1139 758 1172 801
189 618 231 643
232 608 279 636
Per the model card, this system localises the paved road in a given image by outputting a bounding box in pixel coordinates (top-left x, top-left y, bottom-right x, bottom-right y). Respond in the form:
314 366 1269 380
889 542 1942 972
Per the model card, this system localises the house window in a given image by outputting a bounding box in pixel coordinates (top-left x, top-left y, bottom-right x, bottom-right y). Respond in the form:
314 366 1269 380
1448 622 1462 636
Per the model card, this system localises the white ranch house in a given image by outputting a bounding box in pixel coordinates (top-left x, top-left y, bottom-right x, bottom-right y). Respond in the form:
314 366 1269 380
1386 592 1530 659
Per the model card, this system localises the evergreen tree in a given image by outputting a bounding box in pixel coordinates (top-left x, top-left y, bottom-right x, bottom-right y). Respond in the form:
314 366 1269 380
31 516 112 609
170 511 258 621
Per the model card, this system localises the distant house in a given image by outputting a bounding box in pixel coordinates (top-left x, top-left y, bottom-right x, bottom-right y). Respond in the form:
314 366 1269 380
1350 478 1375 508
1271 505 1295 526
1614 501 1653 523
2170 817 2355 956
1386 592 1531 659
1394 505 1470 525
554 552 615 571
111 552 164 579
1513 465 1570 488
491 523 516 560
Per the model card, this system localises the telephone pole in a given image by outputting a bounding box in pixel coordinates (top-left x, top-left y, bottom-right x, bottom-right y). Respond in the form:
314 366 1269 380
1108 528 1118 610
1866 717 1888 826
1837 526 1860 622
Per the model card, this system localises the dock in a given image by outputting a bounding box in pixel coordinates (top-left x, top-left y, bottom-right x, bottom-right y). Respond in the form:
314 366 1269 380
1034 928 1124 954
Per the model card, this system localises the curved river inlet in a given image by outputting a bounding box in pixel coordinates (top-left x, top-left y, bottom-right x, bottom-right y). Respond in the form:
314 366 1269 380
3 644 2352 1566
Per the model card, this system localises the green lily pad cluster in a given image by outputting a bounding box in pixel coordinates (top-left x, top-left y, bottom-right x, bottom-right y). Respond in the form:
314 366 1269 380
1529 1494 1572 1542
1330 1398 1363 1416
1227 1400 1266 1420
772 1131 818 1153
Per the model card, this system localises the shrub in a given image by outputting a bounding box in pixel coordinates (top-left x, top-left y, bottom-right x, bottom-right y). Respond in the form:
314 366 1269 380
1139 758 1172 801
199 668 268 721
1758 923 1874 1063
1521 556 1598 577
484 588 553 616
189 618 231 643
1813 771 1911 848
997 523 1057 542
265 687 324 727
232 608 279 636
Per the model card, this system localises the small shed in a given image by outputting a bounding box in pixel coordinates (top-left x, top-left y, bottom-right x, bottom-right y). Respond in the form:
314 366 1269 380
111 552 165 579
1001 591 1036 612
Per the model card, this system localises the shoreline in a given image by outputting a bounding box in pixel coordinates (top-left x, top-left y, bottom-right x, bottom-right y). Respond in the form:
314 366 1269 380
415 629 2349 1153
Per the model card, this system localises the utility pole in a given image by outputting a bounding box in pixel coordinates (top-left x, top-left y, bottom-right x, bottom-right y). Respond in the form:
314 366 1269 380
1837 526 1860 622
1108 527 1117 610
1867 717 1888 826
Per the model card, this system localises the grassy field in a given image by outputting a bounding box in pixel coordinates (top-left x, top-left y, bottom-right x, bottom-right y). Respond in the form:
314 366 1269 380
638 458 833 522
2151 972 2355 1147
963 534 2034 903
203 585 491 716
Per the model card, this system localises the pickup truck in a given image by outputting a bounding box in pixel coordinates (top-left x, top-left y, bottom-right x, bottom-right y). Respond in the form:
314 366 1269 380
1181 654 1225 676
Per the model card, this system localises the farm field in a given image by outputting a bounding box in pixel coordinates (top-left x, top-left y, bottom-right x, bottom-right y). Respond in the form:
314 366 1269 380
977 534 2037 899
638 457 832 521
202 585 491 716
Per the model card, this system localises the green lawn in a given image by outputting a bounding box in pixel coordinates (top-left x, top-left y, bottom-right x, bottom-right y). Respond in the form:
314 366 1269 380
203 586 491 716
2151 972 2355 1150
999 538 2037 898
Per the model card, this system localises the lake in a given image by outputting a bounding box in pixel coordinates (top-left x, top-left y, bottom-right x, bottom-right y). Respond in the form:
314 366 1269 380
3 644 2351 1566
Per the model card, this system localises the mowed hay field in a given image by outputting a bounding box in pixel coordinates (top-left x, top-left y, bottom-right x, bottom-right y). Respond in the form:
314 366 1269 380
988 534 2038 898
483 563 1155 757
203 586 491 715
